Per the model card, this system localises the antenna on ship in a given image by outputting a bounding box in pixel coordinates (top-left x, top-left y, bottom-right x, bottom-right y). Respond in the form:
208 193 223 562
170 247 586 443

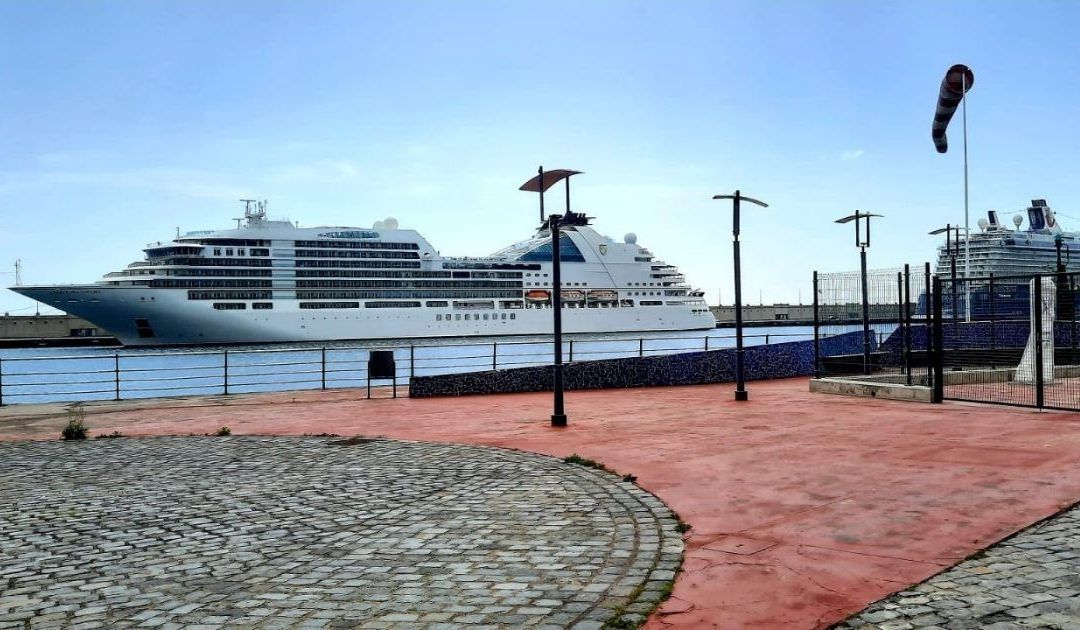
14 259 22 286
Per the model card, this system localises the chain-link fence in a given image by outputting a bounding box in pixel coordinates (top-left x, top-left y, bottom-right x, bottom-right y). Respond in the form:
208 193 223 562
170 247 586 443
813 264 932 385
936 271 1080 410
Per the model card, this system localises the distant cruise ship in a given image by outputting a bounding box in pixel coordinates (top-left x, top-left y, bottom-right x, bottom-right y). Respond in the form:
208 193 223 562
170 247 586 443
11 202 714 345
935 199 1080 278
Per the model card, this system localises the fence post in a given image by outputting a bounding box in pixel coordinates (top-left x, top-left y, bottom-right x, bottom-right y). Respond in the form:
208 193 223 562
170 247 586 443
705 336 710 352
903 265 911 385
989 272 996 350
409 345 415 378
639 338 644 357
1035 276 1045 409
813 271 820 378
765 334 769 345
925 262 933 389
223 350 229 396
493 342 498 370
568 340 573 363
321 348 327 390
0 357 5 406
932 275 944 403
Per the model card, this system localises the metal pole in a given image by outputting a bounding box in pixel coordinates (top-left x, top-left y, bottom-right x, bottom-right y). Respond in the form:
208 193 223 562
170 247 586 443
903 264 912 385
860 246 871 375
321 347 326 390
925 262 932 387
813 271 820 378
568 339 573 363
639 338 644 357
950 249 958 322
223 350 229 396
1035 276 1045 409
492 342 497 371
932 275 944 403
733 191 748 400
962 72 971 322
409 345 415 378
897 271 905 378
989 272 996 350
114 353 121 401
538 166 545 224
550 214 567 427
0 357 4 406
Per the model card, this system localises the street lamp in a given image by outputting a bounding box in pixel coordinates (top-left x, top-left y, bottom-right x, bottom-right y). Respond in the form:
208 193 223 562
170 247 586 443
713 190 768 401
520 166 582 427
836 211 883 375
929 224 962 319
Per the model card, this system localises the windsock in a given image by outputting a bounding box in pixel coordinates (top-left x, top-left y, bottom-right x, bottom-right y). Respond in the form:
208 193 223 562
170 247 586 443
931 64 974 153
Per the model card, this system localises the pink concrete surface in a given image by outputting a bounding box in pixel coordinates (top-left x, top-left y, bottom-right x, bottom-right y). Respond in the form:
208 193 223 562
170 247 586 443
5 378 1080 629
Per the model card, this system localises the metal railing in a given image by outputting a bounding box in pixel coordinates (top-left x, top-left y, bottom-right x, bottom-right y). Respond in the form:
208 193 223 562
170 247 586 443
0 332 813 406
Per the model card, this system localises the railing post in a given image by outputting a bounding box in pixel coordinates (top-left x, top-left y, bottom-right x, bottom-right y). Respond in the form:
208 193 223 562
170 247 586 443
925 262 933 388
493 342 498 371
223 350 229 396
321 347 327 390
114 353 121 401
1035 275 1045 409
568 340 573 363
705 336 709 352
813 270 820 378
0 357 5 406
765 334 769 345
903 265 912 386
410 345 415 378
639 338 644 357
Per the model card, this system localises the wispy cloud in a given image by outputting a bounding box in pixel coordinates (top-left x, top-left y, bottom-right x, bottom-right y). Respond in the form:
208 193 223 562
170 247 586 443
271 160 362 184
841 149 865 160
0 167 253 200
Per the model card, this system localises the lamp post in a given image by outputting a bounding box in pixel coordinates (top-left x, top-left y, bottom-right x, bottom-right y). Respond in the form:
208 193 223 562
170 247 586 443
713 191 768 401
519 167 582 427
929 224 961 319
836 211 883 375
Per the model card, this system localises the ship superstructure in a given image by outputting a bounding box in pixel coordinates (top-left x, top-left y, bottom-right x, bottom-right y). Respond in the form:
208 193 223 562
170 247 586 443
935 199 1080 278
11 202 714 345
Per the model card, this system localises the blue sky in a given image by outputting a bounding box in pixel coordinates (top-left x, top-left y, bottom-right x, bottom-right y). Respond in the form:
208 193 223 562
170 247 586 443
2 1 1078 314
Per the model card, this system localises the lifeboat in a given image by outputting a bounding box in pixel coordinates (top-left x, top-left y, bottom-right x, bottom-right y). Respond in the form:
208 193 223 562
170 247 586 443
561 289 586 302
587 290 618 302
525 289 551 303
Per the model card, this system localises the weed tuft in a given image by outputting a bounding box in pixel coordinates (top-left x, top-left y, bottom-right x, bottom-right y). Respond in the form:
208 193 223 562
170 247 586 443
215 426 231 436
61 404 88 441
95 431 124 439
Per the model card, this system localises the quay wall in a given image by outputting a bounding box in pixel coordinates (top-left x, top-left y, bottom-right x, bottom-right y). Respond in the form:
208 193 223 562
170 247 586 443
0 314 104 340
409 332 861 397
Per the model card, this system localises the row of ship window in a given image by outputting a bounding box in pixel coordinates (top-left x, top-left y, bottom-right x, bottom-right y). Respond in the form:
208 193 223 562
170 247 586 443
209 248 270 257
293 240 419 250
210 300 676 310
294 290 522 300
293 250 420 260
294 280 523 289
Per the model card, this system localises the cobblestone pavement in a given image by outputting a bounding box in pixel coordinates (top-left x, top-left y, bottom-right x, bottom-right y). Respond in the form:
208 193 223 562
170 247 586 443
0 437 682 629
838 502 1080 629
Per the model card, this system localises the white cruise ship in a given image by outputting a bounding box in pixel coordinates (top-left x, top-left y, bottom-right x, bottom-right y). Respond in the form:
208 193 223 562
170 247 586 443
935 199 1080 278
11 202 714 345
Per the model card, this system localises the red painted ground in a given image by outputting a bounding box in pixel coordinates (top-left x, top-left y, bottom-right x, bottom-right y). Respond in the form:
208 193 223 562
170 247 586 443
5 378 1080 629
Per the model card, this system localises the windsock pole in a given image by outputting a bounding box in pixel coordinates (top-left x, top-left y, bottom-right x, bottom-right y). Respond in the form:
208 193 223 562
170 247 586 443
962 72 971 322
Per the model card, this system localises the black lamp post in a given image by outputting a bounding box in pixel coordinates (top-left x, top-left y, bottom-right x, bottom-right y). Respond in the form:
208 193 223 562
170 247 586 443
929 224 961 318
519 167 582 427
836 211 883 375
713 190 768 401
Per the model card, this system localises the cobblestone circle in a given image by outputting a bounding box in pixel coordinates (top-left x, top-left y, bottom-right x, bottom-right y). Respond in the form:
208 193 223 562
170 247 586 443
839 503 1080 629
0 437 683 629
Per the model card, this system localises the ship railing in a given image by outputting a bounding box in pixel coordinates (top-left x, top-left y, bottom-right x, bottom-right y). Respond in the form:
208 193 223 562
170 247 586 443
0 332 820 406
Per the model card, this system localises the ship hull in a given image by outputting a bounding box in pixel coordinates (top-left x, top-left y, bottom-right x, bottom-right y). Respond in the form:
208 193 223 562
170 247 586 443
13 285 716 346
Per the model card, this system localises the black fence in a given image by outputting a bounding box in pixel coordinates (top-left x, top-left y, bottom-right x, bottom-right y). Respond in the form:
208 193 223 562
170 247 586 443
814 264 1080 412
936 271 1080 411
813 264 933 386
0 332 813 406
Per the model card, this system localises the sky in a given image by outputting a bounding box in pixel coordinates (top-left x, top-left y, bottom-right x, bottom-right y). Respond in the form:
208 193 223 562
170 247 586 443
1 0 1078 314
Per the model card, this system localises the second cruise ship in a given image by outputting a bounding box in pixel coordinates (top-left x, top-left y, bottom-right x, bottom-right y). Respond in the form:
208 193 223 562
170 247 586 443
11 202 715 345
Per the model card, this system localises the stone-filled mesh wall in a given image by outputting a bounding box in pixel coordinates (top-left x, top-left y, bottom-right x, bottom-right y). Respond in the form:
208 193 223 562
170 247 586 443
409 333 862 398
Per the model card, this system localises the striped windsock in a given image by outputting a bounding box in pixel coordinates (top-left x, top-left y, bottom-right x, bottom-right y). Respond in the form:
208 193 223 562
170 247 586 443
931 64 974 153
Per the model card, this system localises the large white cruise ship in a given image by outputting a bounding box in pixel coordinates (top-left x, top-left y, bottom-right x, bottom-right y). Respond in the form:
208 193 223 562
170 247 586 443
935 199 1080 278
11 202 714 345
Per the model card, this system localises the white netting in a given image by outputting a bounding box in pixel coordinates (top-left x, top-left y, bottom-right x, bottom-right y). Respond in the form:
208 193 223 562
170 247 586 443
1016 278 1055 384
